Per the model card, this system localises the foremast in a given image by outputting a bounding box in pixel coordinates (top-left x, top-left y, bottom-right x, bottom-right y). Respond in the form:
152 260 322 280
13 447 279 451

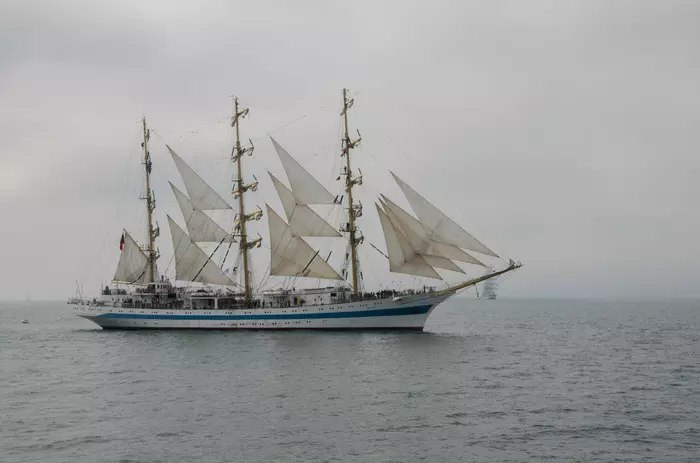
141 117 159 282
341 89 363 297
232 97 262 303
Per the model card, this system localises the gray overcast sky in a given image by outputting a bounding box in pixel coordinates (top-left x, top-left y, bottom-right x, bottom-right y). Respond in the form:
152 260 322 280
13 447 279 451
1 0 699 300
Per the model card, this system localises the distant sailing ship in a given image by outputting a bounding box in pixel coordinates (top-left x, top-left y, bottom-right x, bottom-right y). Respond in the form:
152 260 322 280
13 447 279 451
71 90 521 330
480 267 498 300
22 294 30 323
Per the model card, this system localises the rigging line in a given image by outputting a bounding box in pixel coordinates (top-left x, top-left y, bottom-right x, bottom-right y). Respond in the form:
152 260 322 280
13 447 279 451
368 242 389 260
224 252 243 290
91 129 142 274
295 248 320 279
493 269 514 288
255 268 271 293
150 117 229 136
236 99 333 113
256 267 272 293
254 235 278 292
257 254 273 292
220 240 235 271
148 128 167 143
250 101 336 144
357 173 384 199
179 117 230 138
162 243 177 279
325 115 342 193
264 115 309 135
151 127 228 164
363 254 381 292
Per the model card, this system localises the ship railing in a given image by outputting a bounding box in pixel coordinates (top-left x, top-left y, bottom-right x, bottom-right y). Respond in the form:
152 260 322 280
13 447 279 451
104 287 435 310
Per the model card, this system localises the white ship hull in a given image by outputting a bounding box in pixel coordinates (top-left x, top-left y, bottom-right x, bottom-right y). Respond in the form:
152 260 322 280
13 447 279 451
72 293 452 331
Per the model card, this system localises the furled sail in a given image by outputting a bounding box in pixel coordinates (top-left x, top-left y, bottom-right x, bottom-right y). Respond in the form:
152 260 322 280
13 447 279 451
167 216 234 286
170 183 235 243
270 137 336 205
380 195 484 267
167 145 232 210
269 173 341 237
391 172 498 257
266 205 342 280
376 204 442 280
113 230 154 284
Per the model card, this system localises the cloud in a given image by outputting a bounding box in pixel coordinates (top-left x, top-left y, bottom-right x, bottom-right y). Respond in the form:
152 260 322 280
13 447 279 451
1 0 699 299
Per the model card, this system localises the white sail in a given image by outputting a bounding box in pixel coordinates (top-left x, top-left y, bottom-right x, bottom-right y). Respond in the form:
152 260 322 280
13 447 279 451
381 195 484 267
422 255 464 273
266 205 342 280
167 145 232 210
167 216 234 286
391 172 498 257
425 240 483 267
170 183 235 243
112 230 153 284
269 173 341 238
383 205 464 273
381 203 462 274
270 137 336 205
376 204 441 280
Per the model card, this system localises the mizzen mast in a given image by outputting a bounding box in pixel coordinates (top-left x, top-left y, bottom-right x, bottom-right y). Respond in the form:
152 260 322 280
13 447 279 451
141 117 159 282
341 89 363 296
231 97 262 303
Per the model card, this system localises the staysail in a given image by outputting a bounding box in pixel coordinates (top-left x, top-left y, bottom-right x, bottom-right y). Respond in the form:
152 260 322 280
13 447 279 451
380 198 464 273
113 230 154 284
270 137 336 205
170 183 235 243
268 173 340 238
376 204 442 280
167 145 232 211
266 205 342 280
380 195 484 267
391 172 498 257
167 216 234 286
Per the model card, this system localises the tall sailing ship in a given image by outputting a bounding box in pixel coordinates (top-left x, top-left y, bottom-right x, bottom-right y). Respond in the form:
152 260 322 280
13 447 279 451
71 90 521 330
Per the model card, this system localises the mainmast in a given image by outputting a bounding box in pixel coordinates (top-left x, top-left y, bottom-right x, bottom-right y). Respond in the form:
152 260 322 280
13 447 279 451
141 117 158 282
341 89 363 296
231 97 262 303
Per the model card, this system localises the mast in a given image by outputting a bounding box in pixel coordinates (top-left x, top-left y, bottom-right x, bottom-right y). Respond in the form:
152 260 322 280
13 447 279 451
141 117 157 282
231 97 262 303
341 89 363 296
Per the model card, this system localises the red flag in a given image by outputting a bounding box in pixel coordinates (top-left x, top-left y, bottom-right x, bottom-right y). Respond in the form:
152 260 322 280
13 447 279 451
119 233 125 251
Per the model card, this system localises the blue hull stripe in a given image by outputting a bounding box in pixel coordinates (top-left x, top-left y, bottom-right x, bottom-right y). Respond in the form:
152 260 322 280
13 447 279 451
96 305 432 321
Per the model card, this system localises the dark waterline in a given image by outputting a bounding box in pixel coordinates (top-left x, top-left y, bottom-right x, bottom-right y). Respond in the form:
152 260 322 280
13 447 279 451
2 299 699 462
